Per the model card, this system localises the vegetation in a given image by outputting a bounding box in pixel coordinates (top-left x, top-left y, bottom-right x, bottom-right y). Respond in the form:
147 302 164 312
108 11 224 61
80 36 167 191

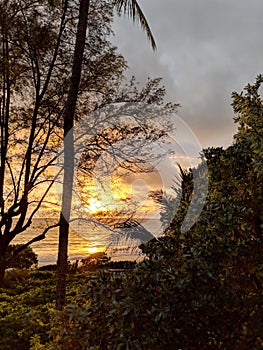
43 77 263 349
0 266 93 350
0 0 262 348
0 76 262 349
56 0 156 310
80 252 111 271
6 245 38 270
79 252 137 271
0 0 162 290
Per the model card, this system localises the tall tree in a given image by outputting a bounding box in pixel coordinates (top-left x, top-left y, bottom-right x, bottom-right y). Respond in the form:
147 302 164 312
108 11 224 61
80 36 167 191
56 0 91 310
56 0 156 309
0 0 127 287
0 0 70 287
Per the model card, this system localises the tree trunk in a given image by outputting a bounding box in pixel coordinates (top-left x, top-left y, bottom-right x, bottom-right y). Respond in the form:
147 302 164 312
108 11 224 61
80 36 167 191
56 0 90 310
0 250 6 288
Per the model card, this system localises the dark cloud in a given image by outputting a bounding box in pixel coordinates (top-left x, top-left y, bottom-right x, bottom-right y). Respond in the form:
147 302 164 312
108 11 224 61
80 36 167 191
111 0 263 148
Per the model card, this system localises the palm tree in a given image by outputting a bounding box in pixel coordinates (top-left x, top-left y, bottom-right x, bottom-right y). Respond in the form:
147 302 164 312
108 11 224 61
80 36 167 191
56 0 156 310
56 0 91 310
115 0 156 50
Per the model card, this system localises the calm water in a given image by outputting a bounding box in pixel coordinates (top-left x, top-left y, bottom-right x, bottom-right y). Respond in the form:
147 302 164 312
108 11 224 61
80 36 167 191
14 218 162 265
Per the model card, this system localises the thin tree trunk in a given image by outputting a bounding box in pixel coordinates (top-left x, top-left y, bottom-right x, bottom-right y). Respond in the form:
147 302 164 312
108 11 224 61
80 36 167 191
0 262 5 288
0 244 6 288
56 0 90 310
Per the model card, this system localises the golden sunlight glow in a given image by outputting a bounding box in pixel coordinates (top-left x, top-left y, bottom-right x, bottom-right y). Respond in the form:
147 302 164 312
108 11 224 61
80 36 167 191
83 176 134 216
88 198 107 214
77 166 164 220
87 246 105 254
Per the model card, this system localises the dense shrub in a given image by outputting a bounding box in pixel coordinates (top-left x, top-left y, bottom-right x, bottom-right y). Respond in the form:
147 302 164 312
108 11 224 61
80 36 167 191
45 235 263 349
80 252 111 271
103 260 137 270
6 245 38 269
0 270 56 350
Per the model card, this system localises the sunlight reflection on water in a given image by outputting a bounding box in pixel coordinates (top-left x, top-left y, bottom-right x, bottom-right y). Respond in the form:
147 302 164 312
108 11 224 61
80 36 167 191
13 217 157 265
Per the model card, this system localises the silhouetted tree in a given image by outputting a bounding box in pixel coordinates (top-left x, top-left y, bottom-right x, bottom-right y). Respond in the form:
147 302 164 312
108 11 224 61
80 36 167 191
56 0 157 309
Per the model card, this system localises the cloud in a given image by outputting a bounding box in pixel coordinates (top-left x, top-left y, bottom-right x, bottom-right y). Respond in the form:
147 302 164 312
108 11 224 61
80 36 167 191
112 0 263 148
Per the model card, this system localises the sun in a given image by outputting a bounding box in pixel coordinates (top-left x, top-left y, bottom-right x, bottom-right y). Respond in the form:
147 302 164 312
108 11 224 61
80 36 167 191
87 246 104 254
82 172 159 219
87 192 124 216
88 198 106 214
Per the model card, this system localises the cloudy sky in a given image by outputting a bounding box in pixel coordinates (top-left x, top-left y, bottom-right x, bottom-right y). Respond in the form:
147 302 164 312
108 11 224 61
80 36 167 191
111 0 263 149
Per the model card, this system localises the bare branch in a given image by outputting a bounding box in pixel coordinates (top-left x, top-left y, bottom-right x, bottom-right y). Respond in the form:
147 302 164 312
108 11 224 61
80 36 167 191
5 222 60 265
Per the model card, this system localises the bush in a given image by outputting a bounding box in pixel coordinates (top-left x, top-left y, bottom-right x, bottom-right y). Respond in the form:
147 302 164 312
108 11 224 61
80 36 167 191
0 270 56 350
4 268 31 289
37 264 57 272
80 252 110 271
46 230 263 349
103 260 137 270
6 245 38 269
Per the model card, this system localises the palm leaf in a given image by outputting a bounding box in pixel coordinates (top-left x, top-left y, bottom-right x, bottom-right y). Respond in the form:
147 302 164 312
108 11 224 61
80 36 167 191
115 0 157 50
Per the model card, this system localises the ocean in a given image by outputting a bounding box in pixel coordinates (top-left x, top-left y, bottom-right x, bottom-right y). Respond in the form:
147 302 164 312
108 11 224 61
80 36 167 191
13 217 163 266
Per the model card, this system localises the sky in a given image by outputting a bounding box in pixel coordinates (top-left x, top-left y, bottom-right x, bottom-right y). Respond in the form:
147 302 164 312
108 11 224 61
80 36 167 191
111 0 263 149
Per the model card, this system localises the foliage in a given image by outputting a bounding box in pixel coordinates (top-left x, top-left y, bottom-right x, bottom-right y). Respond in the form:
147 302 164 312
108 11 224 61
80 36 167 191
80 253 137 271
6 245 38 270
45 77 263 349
80 252 111 271
0 268 93 350
0 269 56 350
103 260 137 270
3 268 31 289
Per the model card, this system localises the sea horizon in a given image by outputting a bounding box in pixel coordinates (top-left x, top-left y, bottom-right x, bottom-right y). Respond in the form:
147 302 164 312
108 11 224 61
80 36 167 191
13 217 162 266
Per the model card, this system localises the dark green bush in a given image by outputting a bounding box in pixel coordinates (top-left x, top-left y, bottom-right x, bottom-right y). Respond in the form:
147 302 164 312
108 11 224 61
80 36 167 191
6 245 38 269
37 264 57 272
103 260 137 270
80 252 111 271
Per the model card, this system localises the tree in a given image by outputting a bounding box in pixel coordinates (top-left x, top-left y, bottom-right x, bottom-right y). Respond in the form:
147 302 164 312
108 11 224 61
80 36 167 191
56 0 91 311
56 0 157 309
0 0 127 287
0 0 70 287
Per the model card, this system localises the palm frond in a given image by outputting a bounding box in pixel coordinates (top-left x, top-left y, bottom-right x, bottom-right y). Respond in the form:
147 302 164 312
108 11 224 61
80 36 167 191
115 0 157 50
